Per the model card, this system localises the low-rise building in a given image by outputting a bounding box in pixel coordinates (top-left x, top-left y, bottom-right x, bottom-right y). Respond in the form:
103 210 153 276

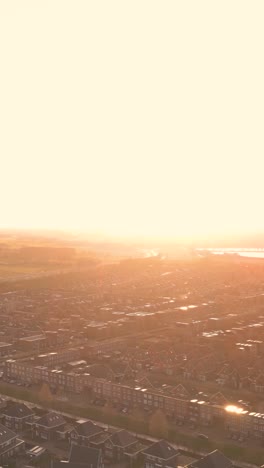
187 449 232 468
142 440 179 468
104 429 138 461
0 398 7 410
52 443 103 468
0 342 13 357
32 412 66 441
1 403 34 431
70 420 104 446
0 423 25 463
18 335 47 353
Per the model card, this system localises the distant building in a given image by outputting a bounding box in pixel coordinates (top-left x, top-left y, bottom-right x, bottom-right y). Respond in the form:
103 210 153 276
18 335 47 353
0 398 7 410
0 342 13 357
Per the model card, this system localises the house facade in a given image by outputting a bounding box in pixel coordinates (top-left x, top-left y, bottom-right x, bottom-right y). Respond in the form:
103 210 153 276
104 430 138 461
70 420 104 446
32 412 66 441
2 403 34 431
142 440 179 468
0 423 25 463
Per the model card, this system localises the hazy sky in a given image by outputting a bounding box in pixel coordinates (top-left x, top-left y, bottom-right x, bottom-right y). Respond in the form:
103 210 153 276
0 1 263 239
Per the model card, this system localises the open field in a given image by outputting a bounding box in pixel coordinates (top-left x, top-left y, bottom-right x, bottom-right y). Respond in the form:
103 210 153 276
0 263 61 278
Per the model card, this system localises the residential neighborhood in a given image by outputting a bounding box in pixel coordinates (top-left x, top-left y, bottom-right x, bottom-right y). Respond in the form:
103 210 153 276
1 247 264 466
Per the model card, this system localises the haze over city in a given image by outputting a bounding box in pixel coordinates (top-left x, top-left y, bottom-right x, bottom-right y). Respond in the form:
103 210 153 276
1 3 264 467
1 1 264 241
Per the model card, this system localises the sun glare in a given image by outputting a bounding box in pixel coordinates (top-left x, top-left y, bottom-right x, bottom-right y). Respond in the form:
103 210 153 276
0 1 264 239
225 405 244 414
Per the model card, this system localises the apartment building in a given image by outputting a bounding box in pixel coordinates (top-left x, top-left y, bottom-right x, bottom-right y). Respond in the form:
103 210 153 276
18 335 47 353
6 357 264 440
35 347 83 367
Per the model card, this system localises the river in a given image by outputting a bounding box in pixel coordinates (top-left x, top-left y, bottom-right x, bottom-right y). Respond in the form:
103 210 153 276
197 248 264 259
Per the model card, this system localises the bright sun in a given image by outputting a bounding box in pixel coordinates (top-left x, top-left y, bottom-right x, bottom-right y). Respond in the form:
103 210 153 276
1 1 264 239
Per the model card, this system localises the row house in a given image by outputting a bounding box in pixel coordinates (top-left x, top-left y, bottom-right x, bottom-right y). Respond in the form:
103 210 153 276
173 398 189 421
6 360 31 383
35 347 82 367
247 412 264 439
188 400 200 425
3 360 215 427
251 374 264 393
225 410 250 436
199 402 214 426
8 357 264 441
5 360 93 394
225 409 264 439
49 369 65 390
188 400 222 426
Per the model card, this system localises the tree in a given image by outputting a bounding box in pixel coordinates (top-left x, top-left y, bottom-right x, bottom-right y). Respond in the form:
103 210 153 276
38 382 53 403
102 400 115 418
149 409 169 439
132 407 145 421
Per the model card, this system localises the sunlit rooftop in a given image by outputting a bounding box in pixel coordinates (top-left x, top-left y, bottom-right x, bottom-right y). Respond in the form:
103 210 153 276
225 405 244 414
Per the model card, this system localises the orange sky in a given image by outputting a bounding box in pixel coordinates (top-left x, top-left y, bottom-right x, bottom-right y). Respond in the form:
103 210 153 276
0 1 264 240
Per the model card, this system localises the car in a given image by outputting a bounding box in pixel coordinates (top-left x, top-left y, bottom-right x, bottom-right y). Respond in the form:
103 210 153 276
198 434 209 440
